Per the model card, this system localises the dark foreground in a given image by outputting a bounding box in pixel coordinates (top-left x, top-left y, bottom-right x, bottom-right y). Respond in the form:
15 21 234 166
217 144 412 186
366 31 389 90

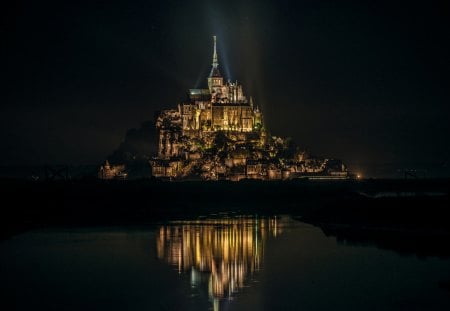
2 216 450 311
1 178 450 310
1 178 449 240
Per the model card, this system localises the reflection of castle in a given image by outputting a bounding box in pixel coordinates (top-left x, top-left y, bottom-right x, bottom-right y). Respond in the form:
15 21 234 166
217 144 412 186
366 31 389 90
156 217 281 309
150 36 350 180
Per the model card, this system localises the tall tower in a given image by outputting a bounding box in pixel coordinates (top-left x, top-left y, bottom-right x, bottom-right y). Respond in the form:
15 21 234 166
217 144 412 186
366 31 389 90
207 35 223 92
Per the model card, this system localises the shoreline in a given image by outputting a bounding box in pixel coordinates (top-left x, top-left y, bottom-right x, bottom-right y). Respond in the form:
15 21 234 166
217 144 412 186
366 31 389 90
1 178 449 240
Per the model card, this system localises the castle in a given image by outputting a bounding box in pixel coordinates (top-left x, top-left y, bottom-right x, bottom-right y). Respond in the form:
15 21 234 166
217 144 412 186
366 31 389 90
150 36 349 181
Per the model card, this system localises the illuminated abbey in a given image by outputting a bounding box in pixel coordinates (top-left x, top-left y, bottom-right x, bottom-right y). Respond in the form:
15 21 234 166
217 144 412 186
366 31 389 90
180 36 262 133
150 36 349 181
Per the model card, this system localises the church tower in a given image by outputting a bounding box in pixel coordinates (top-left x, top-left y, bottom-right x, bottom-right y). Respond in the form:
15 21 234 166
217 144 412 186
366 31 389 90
207 36 224 92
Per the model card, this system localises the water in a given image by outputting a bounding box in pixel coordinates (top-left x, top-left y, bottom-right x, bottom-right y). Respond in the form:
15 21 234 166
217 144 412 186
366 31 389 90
1 216 449 310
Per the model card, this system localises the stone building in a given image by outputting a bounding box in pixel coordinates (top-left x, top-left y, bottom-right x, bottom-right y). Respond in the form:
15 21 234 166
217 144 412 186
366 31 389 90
98 160 127 180
182 36 262 133
150 36 350 181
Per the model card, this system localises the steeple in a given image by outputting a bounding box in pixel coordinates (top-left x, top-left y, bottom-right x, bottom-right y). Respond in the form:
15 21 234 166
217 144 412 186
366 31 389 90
209 35 222 78
207 36 224 92
212 36 218 67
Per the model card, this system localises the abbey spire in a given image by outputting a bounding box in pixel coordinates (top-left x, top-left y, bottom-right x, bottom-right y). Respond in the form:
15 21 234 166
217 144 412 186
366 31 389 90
209 35 221 77
208 36 223 91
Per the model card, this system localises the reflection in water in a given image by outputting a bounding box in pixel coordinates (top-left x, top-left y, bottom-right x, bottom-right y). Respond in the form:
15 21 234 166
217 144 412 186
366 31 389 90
156 216 281 309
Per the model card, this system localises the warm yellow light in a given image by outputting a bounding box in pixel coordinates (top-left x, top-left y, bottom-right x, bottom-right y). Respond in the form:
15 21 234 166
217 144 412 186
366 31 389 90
156 217 281 301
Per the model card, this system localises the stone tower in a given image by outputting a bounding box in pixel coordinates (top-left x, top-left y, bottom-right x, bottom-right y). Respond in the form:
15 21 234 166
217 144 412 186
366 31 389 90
207 35 224 92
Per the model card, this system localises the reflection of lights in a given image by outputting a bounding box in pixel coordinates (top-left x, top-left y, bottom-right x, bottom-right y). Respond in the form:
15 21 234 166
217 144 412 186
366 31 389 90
156 217 281 303
191 267 200 288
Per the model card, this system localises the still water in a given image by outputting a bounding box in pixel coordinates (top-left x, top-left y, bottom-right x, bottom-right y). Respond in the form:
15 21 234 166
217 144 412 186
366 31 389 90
1 216 449 310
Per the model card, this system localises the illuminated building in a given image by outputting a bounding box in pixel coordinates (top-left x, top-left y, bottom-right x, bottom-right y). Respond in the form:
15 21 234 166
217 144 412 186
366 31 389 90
98 160 127 180
150 36 350 180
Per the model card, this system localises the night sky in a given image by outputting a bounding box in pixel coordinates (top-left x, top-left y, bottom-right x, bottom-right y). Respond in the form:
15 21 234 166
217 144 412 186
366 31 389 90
1 0 449 176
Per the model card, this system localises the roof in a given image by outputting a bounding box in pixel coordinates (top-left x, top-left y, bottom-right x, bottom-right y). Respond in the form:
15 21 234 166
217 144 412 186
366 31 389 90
209 66 222 78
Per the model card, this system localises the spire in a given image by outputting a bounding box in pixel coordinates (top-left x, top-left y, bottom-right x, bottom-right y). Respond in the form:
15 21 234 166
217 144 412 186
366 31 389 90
209 35 222 77
212 35 218 68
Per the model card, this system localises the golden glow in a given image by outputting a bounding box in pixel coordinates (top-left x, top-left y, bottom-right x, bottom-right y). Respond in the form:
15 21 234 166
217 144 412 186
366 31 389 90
156 217 282 304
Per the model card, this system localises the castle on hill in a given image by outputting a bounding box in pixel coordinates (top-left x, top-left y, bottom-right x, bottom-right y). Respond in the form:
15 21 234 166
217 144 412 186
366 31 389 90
149 36 350 181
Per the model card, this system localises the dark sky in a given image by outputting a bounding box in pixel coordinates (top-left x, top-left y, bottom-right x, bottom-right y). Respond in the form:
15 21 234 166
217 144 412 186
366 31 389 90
1 0 449 175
